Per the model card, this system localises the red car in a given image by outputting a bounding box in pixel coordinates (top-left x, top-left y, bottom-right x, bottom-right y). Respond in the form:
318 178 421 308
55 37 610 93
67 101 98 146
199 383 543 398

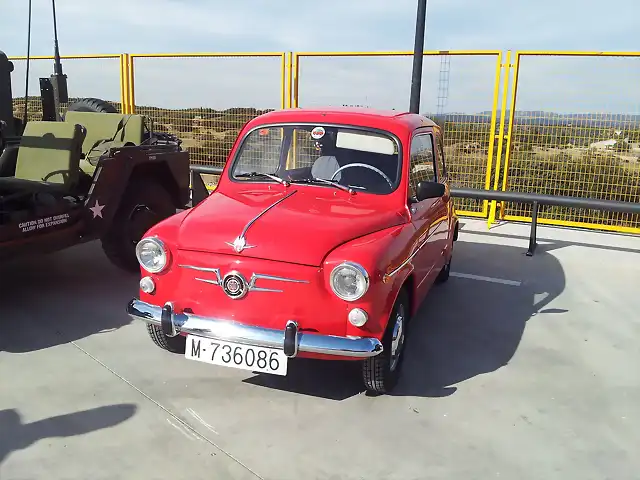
127 107 459 394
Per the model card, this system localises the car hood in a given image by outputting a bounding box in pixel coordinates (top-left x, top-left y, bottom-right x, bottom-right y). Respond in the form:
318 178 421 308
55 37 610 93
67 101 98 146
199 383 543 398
177 187 406 266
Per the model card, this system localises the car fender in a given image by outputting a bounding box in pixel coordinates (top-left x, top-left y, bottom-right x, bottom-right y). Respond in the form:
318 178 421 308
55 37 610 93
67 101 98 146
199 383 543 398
321 220 416 339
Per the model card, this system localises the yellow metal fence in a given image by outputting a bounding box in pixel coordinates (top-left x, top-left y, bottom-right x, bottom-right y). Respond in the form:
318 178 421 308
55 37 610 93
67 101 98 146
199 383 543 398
8 54 124 118
292 51 504 218
490 51 640 234
8 50 640 234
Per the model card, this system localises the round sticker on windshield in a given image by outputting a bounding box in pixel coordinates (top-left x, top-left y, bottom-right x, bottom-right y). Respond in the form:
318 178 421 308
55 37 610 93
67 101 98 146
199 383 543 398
311 126 325 139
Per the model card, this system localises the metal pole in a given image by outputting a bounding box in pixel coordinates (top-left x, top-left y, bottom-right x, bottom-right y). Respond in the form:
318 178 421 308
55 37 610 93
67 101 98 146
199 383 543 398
409 0 428 114
51 0 63 76
527 201 539 257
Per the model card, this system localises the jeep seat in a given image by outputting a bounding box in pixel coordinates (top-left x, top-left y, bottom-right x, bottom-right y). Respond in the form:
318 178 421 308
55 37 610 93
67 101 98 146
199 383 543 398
64 111 144 174
0 121 86 194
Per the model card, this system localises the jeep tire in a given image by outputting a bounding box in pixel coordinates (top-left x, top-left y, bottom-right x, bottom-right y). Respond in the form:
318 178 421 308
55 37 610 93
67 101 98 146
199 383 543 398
146 324 186 354
362 288 409 394
66 98 118 114
101 180 176 273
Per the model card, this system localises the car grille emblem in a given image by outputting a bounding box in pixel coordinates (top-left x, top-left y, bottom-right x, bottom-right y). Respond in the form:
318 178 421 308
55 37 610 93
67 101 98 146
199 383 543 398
178 264 309 300
222 271 248 299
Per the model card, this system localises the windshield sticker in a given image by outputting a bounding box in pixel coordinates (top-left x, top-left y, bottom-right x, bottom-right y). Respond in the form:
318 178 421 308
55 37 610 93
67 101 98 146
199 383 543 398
311 126 325 139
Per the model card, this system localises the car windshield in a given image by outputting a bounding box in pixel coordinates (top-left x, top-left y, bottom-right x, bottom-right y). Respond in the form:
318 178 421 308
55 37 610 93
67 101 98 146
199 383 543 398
229 124 401 195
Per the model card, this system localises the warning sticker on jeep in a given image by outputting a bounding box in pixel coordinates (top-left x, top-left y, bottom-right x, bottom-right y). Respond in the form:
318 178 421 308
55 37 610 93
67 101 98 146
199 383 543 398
18 213 70 233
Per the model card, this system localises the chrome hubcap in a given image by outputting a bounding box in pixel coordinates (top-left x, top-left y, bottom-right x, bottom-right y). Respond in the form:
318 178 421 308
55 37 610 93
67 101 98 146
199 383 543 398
389 304 405 372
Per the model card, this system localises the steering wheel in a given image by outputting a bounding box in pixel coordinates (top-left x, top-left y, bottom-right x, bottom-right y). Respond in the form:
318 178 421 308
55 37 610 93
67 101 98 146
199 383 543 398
330 163 394 189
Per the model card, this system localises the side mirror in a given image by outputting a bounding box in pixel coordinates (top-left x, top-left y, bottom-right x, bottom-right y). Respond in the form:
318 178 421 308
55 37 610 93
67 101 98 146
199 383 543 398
416 181 445 201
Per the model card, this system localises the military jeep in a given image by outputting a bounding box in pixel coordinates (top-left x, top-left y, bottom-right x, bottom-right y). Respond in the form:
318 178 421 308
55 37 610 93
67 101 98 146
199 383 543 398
0 51 190 272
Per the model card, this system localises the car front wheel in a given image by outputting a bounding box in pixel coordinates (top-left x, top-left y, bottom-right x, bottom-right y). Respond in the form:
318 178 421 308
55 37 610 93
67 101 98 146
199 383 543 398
362 288 409 394
146 324 186 354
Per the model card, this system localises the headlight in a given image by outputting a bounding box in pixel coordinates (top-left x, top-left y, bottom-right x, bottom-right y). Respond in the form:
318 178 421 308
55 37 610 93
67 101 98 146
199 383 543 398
135 236 169 273
330 262 369 301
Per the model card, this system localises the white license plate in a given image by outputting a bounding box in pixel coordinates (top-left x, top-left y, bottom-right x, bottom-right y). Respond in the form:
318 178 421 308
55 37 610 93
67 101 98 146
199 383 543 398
185 335 288 376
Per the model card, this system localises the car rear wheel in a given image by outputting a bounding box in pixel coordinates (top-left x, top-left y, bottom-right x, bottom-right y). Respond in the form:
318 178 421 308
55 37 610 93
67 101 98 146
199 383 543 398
101 180 176 273
362 288 409 394
435 245 452 284
146 324 186 353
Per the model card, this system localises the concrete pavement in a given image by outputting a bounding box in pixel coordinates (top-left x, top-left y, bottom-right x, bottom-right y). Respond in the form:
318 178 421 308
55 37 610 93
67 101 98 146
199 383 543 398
1 218 639 480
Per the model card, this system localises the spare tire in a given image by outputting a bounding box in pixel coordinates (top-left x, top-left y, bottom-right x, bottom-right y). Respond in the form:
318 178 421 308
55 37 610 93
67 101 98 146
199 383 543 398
67 98 118 113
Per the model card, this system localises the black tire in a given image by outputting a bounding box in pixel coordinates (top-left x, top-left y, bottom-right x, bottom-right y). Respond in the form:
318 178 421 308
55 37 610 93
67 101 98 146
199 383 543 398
101 180 177 273
435 246 452 284
146 324 186 354
66 98 118 114
362 288 410 394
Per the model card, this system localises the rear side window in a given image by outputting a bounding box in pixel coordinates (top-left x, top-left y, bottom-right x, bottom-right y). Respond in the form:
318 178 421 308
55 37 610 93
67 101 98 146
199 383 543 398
434 132 447 181
408 133 436 198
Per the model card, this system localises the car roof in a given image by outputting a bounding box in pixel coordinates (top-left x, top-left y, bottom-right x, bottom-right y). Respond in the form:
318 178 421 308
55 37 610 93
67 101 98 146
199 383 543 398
245 106 438 133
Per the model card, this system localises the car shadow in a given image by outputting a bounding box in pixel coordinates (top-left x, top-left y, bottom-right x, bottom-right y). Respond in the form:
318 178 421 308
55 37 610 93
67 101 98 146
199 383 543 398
243 239 566 400
0 241 137 353
391 239 566 397
0 404 137 467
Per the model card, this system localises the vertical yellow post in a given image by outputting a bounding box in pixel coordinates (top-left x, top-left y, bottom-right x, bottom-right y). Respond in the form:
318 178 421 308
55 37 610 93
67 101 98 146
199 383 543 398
481 52 504 218
119 54 127 114
488 50 512 228
280 52 286 110
291 53 300 168
292 53 299 108
498 52 521 220
127 54 136 114
287 52 293 109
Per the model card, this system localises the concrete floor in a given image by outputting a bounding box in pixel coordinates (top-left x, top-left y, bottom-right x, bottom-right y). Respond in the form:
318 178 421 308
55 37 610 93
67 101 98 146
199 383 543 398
1 218 639 480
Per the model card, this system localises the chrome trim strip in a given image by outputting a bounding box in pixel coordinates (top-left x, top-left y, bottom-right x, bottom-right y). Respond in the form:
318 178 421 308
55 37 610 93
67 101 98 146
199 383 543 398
226 190 298 253
179 265 220 272
127 298 383 358
179 265 222 284
179 266 309 294
384 236 430 280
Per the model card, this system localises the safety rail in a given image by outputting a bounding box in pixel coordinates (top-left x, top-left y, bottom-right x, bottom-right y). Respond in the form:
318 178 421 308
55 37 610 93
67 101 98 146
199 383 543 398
189 164 640 258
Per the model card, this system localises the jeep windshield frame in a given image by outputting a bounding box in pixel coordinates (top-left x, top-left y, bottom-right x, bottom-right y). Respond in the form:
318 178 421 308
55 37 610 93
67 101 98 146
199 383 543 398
227 122 404 196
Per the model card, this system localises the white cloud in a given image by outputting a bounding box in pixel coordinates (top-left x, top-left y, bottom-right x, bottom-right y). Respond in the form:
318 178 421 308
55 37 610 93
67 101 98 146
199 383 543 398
1 0 639 116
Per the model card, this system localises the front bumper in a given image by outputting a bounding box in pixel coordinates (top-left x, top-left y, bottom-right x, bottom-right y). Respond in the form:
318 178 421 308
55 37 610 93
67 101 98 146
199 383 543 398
127 298 383 359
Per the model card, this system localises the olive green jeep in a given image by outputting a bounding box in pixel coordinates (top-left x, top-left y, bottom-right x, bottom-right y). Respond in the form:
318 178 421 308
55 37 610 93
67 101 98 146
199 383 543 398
0 106 190 272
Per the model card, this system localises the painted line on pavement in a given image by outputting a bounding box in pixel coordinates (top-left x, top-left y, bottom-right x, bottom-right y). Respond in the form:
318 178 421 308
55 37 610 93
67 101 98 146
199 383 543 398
450 272 522 287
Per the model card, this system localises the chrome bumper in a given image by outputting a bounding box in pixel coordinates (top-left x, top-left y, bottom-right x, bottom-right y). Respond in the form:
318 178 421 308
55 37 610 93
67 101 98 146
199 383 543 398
127 298 383 359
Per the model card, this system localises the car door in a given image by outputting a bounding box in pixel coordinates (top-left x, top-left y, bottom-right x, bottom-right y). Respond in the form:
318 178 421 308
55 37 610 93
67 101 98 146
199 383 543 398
407 129 441 299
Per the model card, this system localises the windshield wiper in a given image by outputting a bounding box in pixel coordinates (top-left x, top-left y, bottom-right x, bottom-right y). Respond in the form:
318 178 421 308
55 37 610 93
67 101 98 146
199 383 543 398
235 171 289 185
290 177 356 194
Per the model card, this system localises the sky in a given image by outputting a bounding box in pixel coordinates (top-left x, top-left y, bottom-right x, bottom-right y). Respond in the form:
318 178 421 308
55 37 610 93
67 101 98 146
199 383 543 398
1 0 639 115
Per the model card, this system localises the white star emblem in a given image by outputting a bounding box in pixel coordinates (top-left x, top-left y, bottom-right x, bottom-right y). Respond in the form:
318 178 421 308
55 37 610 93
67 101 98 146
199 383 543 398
89 199 105 219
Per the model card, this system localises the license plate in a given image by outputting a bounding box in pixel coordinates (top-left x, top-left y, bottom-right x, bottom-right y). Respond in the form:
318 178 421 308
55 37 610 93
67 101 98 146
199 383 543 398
185 335 288 376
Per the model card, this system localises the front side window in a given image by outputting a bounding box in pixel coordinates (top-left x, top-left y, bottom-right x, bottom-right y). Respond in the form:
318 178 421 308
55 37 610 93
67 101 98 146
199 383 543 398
229 124 402 195
408 133 436 198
